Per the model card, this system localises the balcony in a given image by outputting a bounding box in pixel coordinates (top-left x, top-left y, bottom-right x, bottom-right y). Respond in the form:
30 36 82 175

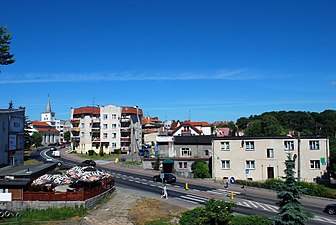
92 137 101 142
121 127 131 133
71 137 80 142
120 137 131 142
121 116 131 122
92 118 100 123
70 119 80 124
70 127 80 132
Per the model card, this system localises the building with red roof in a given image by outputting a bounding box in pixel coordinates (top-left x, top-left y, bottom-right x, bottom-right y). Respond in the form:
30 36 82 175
30 121 60 145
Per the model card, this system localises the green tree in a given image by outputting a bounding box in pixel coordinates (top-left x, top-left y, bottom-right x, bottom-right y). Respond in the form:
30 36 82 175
274 154 313 225
31 132 43 147
99 145 104 156
191 160 210 178
245 120 263 136
0 25 15 66
179 199 234 225
63 131 71 142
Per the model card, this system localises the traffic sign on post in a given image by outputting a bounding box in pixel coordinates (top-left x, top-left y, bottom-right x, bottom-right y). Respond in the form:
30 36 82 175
230 177 235 184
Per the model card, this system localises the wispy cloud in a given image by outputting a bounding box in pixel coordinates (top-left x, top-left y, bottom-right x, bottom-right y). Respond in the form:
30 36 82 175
332 80 336 86
0 69 261 84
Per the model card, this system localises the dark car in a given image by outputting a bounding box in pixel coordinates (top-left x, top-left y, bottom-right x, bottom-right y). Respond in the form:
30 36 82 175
324 204 336 215
153 173 176 184
82 160 96 167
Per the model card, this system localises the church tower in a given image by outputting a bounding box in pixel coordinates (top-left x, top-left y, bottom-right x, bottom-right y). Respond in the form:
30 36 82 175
41 95 56 127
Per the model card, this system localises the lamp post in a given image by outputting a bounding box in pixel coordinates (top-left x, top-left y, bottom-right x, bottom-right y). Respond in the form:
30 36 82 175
297 132 301 182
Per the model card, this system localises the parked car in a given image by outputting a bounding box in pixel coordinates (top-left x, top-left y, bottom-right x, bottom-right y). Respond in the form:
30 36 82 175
153 173 176 184
324 204 336 215
50 147 56 151
82 160 96 167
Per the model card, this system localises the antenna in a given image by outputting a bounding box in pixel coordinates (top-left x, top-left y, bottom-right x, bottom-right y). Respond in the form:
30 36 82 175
92 97 95 107
188 109 191 121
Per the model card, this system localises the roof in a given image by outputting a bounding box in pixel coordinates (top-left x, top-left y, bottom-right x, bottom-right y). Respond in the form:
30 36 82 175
73 107 100 115
122 107 143 116
31 121 50 127
212 135 328 140
0 179 31 187
190 122 211 127
173 135 213 145
34 127 59 133
0 163 57 179
172 120 203 135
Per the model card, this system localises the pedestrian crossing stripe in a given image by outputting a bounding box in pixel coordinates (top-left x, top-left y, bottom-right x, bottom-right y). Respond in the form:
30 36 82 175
207 189 241 195
178 195 208 203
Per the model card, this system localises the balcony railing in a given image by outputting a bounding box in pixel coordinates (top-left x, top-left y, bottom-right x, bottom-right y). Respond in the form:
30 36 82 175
70 119 80 124
70 127 80 132
92 137 101 142
120 127 131 132
120 137 131 142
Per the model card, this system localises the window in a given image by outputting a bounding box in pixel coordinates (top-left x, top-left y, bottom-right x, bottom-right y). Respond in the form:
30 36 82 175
111 124 117 129
221 160 230 169
179 162 188 169
81 123 84 128
103 133 108 139
310 160 320 169
309 141 319 150
112 114 117 119
111 133 116 138
204 149 209 156
103 124 108 129
284 141 294 150
246 160 255 169
220 142 230 151
80 132 84 137
245 141 255 151
111 142 117 148
181 148 192 157
267 148 274 158
103 114 108 119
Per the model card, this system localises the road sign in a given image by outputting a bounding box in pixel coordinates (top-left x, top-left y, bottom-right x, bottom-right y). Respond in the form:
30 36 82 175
246 169 250 175
230 177 235 184
160 173 164 179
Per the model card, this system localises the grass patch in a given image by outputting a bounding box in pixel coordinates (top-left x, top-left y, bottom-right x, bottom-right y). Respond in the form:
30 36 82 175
24 159 41 165
123 161 142 166
3 206 87 224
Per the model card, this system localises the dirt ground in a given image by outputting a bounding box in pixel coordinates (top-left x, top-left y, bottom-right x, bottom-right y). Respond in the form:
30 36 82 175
128 199 186 225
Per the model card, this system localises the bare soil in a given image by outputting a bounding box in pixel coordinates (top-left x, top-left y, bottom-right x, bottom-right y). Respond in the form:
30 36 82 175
128 199 186 225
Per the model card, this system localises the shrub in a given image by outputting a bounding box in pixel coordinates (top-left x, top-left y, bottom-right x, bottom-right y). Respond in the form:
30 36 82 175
88 150 95 156
180 199 234 225
114 149 122 155
191 160 210 178
231 215 272 225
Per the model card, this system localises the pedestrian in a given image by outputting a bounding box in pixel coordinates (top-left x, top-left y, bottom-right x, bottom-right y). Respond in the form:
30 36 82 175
161 185 168 199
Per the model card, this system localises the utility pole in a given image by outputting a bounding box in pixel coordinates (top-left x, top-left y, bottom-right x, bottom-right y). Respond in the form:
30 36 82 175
297 131 301 182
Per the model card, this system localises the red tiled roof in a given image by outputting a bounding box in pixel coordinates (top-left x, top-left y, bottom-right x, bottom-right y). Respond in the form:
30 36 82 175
122 107 143 116
73 107 100 115
35 127 59 133
31 121 50 127
191 122 211 127
173 120 203 135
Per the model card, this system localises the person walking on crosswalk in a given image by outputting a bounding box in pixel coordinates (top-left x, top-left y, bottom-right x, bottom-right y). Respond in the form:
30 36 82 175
161 185 168 199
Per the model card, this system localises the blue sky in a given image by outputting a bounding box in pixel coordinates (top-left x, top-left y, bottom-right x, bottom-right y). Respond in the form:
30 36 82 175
1 0 335 123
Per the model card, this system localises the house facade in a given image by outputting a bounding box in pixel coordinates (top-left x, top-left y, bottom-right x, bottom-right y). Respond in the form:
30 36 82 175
171 120 211 136
30 121 60 145
70 105 142 154
0 108 25 167
143 135 212 177
212 136 329 182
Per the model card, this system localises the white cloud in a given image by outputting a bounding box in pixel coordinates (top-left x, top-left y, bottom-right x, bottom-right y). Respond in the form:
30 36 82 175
0 69 260 84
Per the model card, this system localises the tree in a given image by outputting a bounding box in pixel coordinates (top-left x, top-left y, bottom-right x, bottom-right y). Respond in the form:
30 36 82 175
31 132 43 147
191 160 210 178
274 154 313 225
99 145 104 156
8 100 13 109
0 25 15 66
63 131 71 142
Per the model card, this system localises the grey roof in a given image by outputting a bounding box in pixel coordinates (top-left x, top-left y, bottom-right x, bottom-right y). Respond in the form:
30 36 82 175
212 135 328 140
0 179 30 187
0 163 57 178
173 135 213 145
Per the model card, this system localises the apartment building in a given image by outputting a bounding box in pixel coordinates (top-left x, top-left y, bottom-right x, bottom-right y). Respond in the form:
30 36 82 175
70 105 142 154
0 108 25 167
212 135 329 182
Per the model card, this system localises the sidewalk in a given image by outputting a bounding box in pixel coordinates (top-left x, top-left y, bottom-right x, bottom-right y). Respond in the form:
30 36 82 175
59 148 336 208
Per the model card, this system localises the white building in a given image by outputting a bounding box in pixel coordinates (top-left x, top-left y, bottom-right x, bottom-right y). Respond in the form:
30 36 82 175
212 135 329 183
70 105 142 154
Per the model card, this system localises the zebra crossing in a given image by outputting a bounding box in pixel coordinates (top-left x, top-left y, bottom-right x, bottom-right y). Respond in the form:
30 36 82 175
176 193 277 212
206 188 241 196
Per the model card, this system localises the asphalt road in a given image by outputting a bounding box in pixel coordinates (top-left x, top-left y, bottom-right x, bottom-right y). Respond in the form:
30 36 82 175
31 148 336 225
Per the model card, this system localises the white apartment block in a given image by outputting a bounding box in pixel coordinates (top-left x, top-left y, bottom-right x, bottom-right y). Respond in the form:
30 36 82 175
70 105 142 154
212 136 329 183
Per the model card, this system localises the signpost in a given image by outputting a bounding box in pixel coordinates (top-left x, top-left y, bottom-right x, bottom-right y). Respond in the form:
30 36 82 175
230 176 235 184
160 173 164 186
